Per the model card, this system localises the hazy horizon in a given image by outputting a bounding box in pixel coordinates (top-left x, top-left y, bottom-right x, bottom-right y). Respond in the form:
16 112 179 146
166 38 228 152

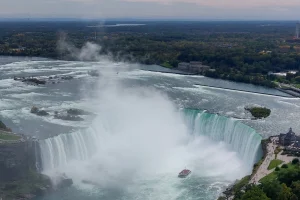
1 0 300 20
0 18 299 22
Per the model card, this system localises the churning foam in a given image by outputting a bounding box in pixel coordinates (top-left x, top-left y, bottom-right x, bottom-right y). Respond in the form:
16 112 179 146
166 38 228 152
39 64 257 194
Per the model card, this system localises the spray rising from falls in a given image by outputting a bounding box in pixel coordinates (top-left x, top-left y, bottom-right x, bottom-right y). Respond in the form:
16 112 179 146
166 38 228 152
183 109 262 168
37 61 262 196
37 85 262 200
39 108 262 176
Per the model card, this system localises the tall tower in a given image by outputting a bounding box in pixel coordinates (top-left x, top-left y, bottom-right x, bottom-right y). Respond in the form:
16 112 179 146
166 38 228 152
296 22 300 39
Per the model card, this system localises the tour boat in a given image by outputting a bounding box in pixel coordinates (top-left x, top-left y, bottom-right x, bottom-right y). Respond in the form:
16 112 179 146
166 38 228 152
178 169 191 178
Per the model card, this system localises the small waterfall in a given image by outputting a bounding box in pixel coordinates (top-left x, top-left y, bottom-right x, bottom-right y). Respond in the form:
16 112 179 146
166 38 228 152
39 127 101 171
183 109 262 167
39 109 262 172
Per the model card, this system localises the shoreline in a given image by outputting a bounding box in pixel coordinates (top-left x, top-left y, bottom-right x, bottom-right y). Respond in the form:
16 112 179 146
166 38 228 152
1 55 299 98
220 134 299 199
0 122 73 200
2 55 299 98
195 84 297 98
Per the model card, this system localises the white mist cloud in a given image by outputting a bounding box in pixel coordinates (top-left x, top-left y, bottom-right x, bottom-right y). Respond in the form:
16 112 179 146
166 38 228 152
38 41 250 198
63 74 247 188
57 35 104 61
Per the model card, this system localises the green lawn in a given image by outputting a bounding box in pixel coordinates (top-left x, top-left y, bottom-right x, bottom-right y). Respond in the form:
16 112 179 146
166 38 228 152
0 132 21 140
268 159 283 170
161 62 173 68
294 84 300 89
260 163 298 184
260 172 278 184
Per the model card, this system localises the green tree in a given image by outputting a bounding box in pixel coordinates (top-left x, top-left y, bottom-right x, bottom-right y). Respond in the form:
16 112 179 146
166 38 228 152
295 76 300 84
282 164 289 169
241 186 270 200
275 167 281 171
261 180 281 200
290 194 299 200
277 184 293 200
292 159 299 165
286 73 295 81
278 168 300 186
291 181 300 198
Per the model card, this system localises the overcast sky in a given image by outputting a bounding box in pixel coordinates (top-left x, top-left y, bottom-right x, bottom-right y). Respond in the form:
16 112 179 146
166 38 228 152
1 0 300 20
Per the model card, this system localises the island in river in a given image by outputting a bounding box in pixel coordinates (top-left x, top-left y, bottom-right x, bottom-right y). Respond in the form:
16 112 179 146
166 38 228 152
245 107 271 119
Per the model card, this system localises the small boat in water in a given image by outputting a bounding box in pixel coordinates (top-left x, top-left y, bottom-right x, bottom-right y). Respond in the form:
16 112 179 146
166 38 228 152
178 169 191 178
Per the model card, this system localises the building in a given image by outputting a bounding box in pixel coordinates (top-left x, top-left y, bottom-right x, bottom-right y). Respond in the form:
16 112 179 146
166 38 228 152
177 61 210 74
178 62 190 71
279 128 300 146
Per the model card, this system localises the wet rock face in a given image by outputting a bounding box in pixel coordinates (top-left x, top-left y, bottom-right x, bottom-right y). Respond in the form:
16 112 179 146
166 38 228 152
30 107 49 116
0 141 37 182
14 75 74 86
14 77 46 85
0 121 12 132
54 112 84 121
67 108 91 115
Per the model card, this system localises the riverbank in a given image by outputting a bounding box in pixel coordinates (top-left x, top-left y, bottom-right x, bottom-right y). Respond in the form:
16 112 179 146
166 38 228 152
250 136 298 184
2 54 299 99
195 84 295 98
0 121 73 199
218 139 267 200
151 65 299 98
219 134 300 199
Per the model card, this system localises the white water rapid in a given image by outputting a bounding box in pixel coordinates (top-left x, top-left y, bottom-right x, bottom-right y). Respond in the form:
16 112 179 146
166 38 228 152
38 67 262 199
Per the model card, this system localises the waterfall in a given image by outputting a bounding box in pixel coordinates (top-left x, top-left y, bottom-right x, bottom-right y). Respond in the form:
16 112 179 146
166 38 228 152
39 127 101 171
39 109 262 172
183 109 262 167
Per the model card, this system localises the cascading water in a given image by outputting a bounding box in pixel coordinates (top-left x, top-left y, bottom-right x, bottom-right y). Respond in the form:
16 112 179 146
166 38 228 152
39 109 262 173
37 80 263 199
183 109 262 168
39 127 101 171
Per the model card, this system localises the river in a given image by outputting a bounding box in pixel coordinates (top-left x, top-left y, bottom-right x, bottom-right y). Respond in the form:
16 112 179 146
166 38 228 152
0 56 299 200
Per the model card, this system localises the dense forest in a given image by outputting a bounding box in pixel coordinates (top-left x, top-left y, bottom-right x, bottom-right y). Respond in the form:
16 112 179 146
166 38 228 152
1 20 300 87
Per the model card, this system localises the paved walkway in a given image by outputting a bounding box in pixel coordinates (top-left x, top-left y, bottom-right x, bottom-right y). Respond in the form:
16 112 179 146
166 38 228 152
249 139 276 184
250 137 297 184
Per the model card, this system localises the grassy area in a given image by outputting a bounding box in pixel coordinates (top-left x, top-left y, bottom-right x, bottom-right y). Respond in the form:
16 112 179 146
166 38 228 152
260 163 298 184
161 62 174 68
0 132 21 140
260 171 278 184
267 159 283 170
293 84 300 89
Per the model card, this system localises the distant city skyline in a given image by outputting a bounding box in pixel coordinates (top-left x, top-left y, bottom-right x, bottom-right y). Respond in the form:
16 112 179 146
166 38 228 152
1 0 300 20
